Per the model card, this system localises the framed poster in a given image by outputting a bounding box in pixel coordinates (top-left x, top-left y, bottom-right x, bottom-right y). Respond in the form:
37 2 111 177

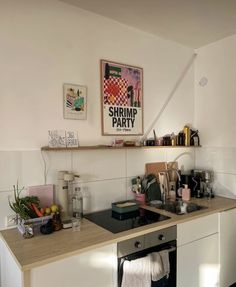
63 83 87 120
101 60 143 135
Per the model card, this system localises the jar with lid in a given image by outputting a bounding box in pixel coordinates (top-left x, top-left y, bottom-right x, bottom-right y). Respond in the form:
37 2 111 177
72 187 83 218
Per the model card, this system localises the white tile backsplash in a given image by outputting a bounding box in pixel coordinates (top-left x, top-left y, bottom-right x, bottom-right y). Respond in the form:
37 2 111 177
196 147 236 174
0 151 45 191
166 148 195 173
126 177 136 201
19 151 45 187
45 151 72 184
127 147 195 177
195 148 217 171
0 191 18 230
126 149 166 177
196 147 236 198
0 147 195 229
213 172 236 198
81 178 127 213
72 149 126 181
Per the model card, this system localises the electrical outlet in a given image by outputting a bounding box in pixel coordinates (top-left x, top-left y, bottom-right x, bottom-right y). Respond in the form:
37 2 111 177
5 214 16 227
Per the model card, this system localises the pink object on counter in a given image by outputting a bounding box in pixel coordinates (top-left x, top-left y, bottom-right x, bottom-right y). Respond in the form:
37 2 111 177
135 193 145 204
28 184 54 207
181 185 191 201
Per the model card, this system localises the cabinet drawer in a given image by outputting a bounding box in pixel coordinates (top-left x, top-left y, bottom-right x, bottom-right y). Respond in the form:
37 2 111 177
177 213 218 246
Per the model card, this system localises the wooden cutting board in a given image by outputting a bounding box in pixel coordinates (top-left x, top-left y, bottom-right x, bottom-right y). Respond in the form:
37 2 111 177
145 162 167 180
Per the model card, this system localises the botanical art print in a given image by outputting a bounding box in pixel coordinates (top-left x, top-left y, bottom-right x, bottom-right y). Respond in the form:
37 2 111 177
64 84 87 120
101 60 143 135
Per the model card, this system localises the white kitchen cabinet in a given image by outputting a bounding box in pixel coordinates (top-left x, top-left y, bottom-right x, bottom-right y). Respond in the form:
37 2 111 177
31 243 117 287
0 238 23 287
177 214 219 287
219 208 236 287
0 240 117 287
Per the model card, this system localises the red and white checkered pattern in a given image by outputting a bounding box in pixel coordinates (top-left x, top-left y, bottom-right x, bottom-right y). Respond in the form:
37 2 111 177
103 77 128 106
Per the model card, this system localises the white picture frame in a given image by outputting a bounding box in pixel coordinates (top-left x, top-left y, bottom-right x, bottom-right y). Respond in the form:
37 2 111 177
66 131 79 147
48 130 66 148
63 83 87 120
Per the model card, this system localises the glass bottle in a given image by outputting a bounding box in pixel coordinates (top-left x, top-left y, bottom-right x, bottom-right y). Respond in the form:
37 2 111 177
169 184 176 201
72 187 83 218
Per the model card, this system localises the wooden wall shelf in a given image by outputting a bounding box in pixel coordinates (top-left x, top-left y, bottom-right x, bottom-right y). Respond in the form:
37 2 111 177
41 145 201 151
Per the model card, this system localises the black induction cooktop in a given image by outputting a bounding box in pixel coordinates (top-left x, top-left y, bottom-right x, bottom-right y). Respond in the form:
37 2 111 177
84 208 170 234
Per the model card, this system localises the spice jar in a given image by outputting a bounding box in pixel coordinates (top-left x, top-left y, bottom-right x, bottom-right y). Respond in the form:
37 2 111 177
52 212 62 231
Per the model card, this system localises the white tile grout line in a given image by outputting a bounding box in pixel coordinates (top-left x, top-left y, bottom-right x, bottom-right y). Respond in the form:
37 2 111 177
70 151 73 172
85 176 134 184
0 177 136 194
214 171 236 176
0 190 12 194
195 146 236 149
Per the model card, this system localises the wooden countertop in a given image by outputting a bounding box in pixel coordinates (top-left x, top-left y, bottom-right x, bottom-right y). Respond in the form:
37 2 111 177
1 196 236 271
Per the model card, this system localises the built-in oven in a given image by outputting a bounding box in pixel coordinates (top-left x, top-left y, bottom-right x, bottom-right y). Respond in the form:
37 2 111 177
117 226 176 287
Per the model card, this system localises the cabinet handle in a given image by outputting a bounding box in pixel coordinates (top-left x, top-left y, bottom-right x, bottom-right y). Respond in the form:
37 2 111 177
134 241 142 248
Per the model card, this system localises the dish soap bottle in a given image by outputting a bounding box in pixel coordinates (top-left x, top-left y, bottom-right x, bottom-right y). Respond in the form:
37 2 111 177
169 184 176 201
72 187 83 218
182 184 191 201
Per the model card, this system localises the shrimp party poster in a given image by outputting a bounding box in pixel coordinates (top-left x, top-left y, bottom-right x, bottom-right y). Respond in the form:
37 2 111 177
101 60 143 135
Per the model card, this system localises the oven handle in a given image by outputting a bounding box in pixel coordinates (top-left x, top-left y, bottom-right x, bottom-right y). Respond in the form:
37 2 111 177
121 245 176 261
166 246 176 253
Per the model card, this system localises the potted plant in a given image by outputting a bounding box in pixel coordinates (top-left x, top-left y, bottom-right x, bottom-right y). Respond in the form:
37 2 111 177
8 182 42 238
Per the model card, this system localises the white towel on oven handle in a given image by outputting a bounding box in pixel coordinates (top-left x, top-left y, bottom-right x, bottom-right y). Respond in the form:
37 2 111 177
121 255 151 287
150 250 170 281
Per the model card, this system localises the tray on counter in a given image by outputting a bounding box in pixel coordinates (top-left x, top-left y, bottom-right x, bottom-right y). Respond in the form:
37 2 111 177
111 200 140 214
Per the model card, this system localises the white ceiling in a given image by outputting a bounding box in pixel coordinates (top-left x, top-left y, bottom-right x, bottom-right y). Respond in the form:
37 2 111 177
61 0 236 48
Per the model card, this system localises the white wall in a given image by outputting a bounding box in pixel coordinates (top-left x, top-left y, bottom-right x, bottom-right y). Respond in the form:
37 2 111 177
0 0 195 229
195 34 236 198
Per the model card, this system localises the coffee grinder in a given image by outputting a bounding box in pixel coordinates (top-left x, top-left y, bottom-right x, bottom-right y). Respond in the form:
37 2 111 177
191 169 214 198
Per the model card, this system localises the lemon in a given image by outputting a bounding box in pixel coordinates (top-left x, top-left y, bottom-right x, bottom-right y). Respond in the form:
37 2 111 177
50 204 59 213
45 207 51 215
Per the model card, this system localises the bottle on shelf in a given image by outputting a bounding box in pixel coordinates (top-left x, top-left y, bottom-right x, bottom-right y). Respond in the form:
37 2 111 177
190 129 200 146
177 132 185 146
171 133 176 146
183 125 190 146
